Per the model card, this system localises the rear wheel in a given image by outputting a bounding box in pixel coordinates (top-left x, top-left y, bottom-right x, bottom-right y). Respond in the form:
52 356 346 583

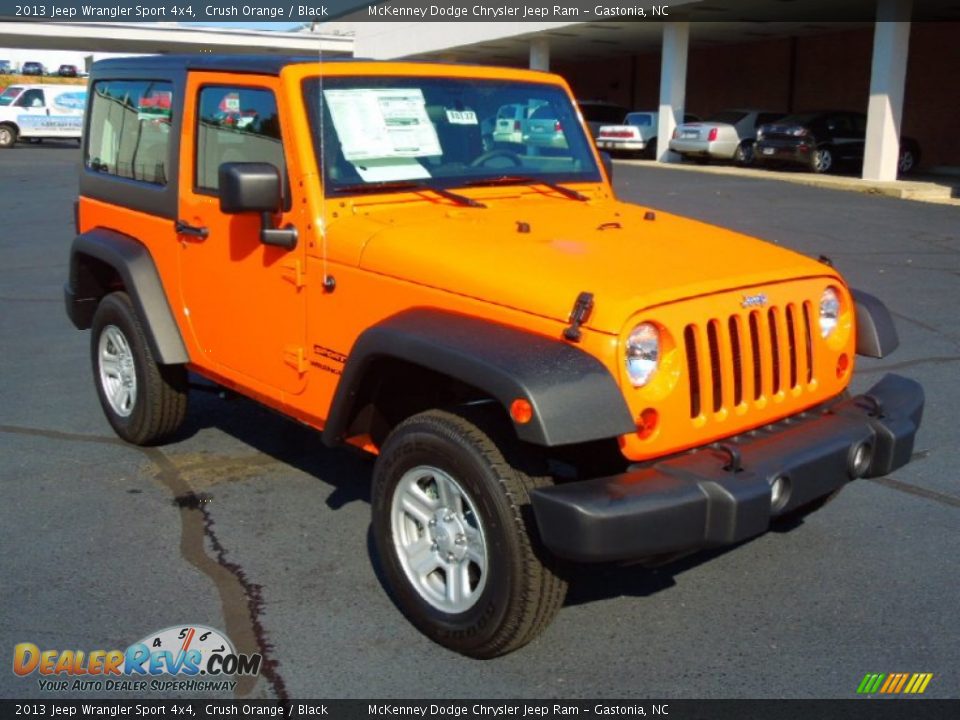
0 124 17 148
733 140 755 167
810 145 834 174
371 409 567 658
90 292 188 445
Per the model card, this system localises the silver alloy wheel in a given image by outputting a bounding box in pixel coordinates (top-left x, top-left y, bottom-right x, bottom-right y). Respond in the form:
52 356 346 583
814 148 832 172
0 127 12 146
98 324 137 418
390 465 488 614
898 149 915 174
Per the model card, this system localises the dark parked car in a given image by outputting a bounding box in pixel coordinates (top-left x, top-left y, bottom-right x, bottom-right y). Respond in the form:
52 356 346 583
57 64 79 78
755 110 920 175
21 62 44 76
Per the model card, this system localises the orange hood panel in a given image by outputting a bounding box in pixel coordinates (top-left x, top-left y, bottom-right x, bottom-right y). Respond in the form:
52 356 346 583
351 196 834 334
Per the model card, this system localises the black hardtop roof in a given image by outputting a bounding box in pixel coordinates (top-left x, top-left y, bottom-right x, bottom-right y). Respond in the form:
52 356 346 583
91 54 361 76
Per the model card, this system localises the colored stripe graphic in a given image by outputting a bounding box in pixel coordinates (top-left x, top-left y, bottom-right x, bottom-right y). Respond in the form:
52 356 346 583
857 673 933 694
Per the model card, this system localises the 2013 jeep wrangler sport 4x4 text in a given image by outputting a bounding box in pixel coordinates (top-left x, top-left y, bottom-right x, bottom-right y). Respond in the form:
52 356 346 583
65 55 924 658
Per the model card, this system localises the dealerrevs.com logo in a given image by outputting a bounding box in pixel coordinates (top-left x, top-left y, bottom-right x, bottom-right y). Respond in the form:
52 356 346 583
13 625 261 693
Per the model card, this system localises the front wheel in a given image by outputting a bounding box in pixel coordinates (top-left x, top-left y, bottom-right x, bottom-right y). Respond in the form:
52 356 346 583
371 409 567 658
898 144 920 175
90 292 188 445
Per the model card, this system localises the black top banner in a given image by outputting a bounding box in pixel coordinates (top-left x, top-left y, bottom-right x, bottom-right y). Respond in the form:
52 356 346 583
1 0 959 23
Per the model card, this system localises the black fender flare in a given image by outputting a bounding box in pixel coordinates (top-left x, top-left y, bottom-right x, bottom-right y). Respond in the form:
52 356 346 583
64 228 189 365
851 289 899 359
322 309 635 448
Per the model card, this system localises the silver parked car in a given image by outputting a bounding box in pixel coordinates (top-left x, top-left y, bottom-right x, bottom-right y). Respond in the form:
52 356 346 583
597 111 700 158
669 109 785 165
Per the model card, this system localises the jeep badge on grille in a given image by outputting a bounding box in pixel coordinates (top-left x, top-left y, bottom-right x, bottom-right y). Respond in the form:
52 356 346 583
741 293 769 308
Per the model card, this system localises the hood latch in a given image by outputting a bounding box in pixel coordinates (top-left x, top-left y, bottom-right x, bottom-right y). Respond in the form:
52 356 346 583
563 292 595 343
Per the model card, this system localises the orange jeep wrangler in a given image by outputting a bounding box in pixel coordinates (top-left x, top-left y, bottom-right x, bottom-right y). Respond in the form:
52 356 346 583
66 55 923 658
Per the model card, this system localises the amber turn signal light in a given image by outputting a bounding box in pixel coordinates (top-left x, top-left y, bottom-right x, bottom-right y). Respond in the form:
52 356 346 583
510 398 534 424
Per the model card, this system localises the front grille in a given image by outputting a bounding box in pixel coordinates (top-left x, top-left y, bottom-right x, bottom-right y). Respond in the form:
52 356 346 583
683 302 815 418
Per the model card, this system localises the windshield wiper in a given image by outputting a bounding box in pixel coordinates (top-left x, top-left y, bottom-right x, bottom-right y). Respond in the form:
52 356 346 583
335 180 486 208
464 175 589 201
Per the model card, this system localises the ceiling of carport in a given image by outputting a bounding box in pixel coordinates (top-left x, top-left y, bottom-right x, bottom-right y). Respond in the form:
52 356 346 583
402 0 960 65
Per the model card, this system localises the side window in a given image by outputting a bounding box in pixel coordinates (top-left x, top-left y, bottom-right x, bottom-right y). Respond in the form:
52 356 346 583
85 80 173 185
195 86 284 193
826 114 851 136
15 89 44 108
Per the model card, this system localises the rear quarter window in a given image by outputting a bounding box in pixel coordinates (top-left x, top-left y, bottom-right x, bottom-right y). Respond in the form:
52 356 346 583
85 80 174 186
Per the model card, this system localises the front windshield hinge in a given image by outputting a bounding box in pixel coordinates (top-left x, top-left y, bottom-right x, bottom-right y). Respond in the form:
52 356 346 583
563 291 595 343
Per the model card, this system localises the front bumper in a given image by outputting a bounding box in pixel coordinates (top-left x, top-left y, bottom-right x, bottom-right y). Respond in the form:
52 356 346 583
531 374 923 562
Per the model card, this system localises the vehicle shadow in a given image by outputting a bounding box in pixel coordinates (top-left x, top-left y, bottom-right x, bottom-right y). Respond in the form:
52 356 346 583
177 382 791 610
176 380 373 511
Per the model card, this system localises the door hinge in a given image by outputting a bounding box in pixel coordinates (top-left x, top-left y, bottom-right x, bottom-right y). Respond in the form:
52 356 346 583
283 346 308 374
281 259 306 289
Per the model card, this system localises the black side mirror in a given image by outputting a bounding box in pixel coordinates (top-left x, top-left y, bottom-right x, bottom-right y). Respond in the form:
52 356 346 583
218 162 297 250
600 151 614 182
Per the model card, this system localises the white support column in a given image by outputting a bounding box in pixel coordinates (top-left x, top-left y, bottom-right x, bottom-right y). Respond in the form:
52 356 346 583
656 21 689 163
863 0 912 181
529 37 550 72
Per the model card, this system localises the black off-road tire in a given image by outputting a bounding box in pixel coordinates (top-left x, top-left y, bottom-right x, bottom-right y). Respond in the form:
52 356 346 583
90 292 188 445
371 408 567 658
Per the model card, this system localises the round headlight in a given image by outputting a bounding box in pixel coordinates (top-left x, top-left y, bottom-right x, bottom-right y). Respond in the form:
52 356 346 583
819 286 841 338
626 323 660 387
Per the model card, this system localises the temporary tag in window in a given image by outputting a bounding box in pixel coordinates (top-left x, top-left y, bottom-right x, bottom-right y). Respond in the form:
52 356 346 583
446 109 478 125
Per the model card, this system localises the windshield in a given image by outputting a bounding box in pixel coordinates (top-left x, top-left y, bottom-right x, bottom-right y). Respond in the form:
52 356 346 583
0 86 22 106
303 76 601 196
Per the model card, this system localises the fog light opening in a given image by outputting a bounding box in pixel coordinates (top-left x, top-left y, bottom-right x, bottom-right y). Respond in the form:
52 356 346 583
769 474 791 513
836 353 850 379
849 441 874 479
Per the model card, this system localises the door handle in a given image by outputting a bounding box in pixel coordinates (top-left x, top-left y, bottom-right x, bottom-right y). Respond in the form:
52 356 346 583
175 220 209 239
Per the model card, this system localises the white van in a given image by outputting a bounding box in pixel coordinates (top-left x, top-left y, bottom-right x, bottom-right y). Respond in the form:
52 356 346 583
0 84 88 148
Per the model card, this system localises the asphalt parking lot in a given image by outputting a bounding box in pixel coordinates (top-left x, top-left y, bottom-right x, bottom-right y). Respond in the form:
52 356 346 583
1 142 958 700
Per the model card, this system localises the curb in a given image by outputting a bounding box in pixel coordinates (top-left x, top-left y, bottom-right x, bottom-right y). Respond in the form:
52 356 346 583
615 159 959 205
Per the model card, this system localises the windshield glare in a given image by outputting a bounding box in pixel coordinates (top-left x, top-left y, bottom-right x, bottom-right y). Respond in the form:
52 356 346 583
304 77 601 196
0 87 22 106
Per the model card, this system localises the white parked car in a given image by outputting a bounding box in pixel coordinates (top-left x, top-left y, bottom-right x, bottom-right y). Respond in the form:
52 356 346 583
597 111 700 158
669 109 785 165
0 84 88 148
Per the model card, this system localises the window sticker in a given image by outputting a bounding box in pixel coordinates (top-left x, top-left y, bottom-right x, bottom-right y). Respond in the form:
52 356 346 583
324 88 442 162
445 109 478 125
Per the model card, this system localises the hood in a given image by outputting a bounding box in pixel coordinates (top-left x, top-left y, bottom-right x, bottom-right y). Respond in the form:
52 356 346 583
354 196 834 334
